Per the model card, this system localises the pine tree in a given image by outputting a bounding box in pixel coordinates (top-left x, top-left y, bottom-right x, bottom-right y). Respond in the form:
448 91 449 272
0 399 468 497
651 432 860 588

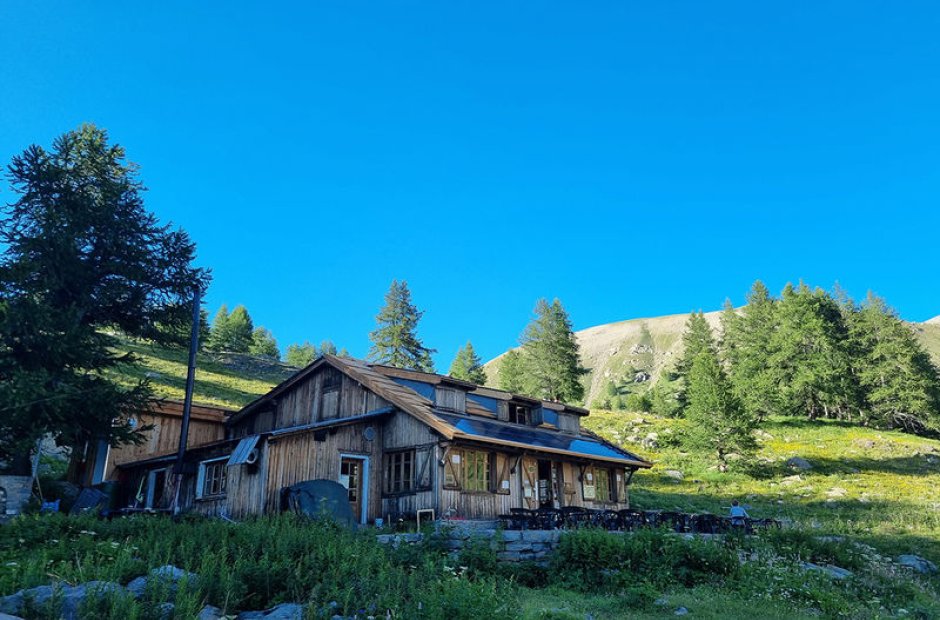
676 311 715 376
849 293 940 433
519 298 586 402
683 346 758 466
368 280 435 372
207 304 254 353
285 341 318 367
498 350 526 393
0 124 207 470
724 281 780 422
250 327 280 359
449 341 487 385
206 305 231 351
769 283 859 420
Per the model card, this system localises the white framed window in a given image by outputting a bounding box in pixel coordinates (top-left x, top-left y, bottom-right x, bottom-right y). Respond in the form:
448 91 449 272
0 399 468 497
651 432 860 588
196 457 228 499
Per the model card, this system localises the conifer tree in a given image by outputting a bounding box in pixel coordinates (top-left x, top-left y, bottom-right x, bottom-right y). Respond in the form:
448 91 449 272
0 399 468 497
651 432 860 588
725 281 780 421
676 311 715 376
683 345 757 465
206 305 231 351
849 293 940 433
207 304 254 352
319 340 338 356
498 350 526 393
285 341 318 367
368 280 435 372
449 341 487 385
519 298 586 402
0 124 207 470
250 327 280 359
769 283 859 420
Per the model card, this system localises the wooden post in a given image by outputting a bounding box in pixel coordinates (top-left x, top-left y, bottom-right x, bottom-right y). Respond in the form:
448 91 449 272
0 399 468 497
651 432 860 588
170 285 202 514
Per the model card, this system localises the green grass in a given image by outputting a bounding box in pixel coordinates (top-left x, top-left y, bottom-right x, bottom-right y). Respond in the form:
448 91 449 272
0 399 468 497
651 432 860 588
585 410 940 564
107 337 297 409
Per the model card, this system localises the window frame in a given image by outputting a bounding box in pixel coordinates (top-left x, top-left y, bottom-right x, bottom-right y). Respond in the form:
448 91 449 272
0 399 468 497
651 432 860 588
197 456 229 500
383 449 416 496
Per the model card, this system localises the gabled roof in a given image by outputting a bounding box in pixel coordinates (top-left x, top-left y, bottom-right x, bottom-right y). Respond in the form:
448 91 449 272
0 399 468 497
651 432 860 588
227 355 650 468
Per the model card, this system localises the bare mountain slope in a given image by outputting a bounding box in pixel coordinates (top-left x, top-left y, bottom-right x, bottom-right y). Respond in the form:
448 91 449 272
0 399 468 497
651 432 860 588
486 311 940 406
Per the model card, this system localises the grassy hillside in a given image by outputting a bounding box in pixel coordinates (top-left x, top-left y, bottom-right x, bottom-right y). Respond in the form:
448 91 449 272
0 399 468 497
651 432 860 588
584 410 940 563
485 312 940 406
108 337 298 409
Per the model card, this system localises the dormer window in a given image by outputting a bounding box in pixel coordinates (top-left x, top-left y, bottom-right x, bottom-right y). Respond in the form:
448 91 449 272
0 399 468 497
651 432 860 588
435 386 466 413
508 403 531 425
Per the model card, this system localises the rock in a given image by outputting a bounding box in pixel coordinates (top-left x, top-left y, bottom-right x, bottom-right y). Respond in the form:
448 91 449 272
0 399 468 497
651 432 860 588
198 605 226 620
156 602 175 620
826 487 847 498
642 433 659 449
786 457 813 471
0 613 24 620
236 603 304 619
674 607 689 616
801 562 853 580
778 475 803 486
664 470 684 481
854 439 876 449
755 430 774 441
654 598 669 607
898 555 938 574
127 565 197 599
0 582 123 620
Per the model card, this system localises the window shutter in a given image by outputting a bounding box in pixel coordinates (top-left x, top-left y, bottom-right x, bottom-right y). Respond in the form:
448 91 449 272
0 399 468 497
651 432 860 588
494 453 511 495
415 446 433 491
443 450 462 490
195 464 206 499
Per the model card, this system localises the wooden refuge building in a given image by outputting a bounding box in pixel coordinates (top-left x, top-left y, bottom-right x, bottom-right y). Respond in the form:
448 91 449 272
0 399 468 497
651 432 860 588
118 355 651 523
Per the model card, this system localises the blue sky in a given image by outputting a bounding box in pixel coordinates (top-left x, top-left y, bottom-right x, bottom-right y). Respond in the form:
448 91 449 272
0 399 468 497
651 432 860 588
1 2 939 368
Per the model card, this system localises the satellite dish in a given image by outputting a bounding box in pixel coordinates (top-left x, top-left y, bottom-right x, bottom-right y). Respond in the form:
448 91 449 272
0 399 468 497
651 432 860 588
363 426 375 442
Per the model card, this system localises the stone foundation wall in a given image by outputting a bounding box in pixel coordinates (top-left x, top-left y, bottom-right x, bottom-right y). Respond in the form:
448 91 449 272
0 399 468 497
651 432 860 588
0 475 33 516
378 521 579 563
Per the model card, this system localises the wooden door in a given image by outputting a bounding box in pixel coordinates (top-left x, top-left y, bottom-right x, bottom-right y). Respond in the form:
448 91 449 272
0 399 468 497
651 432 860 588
521 457 539 509
340 458 363 523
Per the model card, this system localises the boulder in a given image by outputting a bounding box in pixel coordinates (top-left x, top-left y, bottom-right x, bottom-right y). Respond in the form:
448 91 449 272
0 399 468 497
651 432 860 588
674 607 689 616
664 470 684 481
786 457 813 471
801 562 852 580
0 581 123 620
198 605 226 620
237 603 304 619
898 555 938 574
127 565 197 599
0 613 24 620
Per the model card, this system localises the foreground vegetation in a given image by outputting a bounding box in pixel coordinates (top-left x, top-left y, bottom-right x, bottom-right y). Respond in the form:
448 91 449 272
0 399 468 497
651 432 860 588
1 508 937 619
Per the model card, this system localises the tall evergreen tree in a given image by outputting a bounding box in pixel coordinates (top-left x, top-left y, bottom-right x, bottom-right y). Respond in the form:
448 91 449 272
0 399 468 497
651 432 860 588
724 281 780 422
0 124 208 471
676 311 715 376
849 293 940 432
498 350 526 393
249 327 280 359
368 280 435 372
683 346 758 465
449 341 487 385
769 283 859 420
207 304 254 352
519 298 586 402
285 341 318 367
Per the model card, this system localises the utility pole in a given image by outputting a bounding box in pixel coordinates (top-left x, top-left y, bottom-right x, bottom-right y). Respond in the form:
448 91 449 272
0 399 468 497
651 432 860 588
170 285 202 514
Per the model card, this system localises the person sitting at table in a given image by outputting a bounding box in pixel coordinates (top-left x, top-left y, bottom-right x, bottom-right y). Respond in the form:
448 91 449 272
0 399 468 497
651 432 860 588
729 500 749 527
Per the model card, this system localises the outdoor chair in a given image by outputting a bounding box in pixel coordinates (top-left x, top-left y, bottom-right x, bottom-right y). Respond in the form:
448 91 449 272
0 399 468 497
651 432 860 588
617 509 644 531
535 507 562 530
509 508 537 530
559 506 590 529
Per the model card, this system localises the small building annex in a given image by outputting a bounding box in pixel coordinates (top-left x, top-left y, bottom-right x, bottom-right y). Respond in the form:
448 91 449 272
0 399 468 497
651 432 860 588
117 355 652 523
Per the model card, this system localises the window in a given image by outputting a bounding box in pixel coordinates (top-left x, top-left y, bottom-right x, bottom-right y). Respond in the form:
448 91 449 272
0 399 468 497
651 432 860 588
508 403 531 425
384 450 415 494
583 466 613 503
197 457 228 499
462 450 490 492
